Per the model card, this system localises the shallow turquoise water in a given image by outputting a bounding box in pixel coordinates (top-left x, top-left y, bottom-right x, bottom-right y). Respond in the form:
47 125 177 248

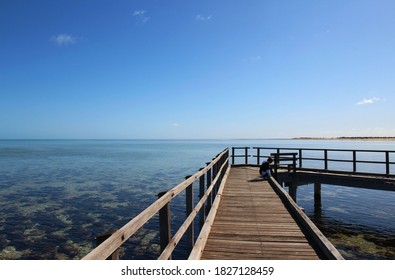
0 139 394 259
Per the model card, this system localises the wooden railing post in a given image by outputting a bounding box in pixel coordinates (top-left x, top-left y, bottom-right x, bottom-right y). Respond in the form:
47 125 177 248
353 151 357 173
299 149 303 168
232 147 235 165
212 158 218 196
256 148 261 165
157 191 171 259
185 176 194 251
386 151 390 176
206 162 212 212
244 147 248 164
198 169 206 230
95 231 120 260
273 154 279 179
324 149 328 170
292 153 297 173
226 148 230 169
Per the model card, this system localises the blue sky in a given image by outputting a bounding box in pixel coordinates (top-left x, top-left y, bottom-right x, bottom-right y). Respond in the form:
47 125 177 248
1 0 394 139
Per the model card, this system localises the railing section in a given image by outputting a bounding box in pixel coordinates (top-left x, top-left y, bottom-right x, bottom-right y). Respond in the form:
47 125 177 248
83 148 230 260
231 147 395 177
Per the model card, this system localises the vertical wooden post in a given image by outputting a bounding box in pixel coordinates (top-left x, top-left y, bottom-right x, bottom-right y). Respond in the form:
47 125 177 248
386 151 390 176
314 182 322 209
213 161 219 196
299 149 303 168
206 162 212 212
232 147 235 165
292 153 297 173
324 149 328 170
353 150 357 173
95 231 120 260
273 154 279 180
157 191 171 259
226 148 230 169
212 158 218 196
244 147 248 165
257 148 260 165
185 176 194 251
199 170 205 230
289 184 297 203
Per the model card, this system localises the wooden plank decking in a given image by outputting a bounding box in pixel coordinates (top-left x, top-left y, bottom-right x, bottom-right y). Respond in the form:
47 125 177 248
200 166 321 260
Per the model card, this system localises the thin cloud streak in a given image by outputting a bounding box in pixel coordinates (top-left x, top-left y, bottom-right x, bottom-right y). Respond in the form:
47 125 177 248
356 97 380 105
133 10 150 24
196 14 212 21
50 34 77 46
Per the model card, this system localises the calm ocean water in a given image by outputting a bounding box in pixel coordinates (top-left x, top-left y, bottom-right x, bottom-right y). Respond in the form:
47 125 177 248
0 139 394 259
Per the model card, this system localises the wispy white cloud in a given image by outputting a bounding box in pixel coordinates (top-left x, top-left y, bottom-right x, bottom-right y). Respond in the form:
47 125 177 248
172 123 180 127
133 10 150 24
50 34 77 46
249 56 261 62
196 14 212 21
243 55 261 63
356 97 380 105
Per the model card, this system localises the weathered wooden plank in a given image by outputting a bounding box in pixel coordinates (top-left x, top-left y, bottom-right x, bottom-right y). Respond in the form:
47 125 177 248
201 251 320 260
196 165 340 260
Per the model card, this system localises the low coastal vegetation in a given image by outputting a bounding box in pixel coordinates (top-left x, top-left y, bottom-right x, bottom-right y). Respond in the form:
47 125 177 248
293 137 395 141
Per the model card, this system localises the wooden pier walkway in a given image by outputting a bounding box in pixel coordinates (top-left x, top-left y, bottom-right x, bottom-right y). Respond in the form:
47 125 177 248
83 148 347 260
191 166 340 260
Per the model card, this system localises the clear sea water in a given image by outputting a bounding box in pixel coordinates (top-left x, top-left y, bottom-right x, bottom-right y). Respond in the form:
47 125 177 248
0 139 394 260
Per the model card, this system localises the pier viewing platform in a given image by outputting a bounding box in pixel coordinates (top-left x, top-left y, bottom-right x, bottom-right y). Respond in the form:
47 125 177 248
83 147 395 260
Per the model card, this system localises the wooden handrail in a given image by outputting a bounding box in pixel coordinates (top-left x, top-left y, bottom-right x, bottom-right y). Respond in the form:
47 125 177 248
268 176 344 260
234 147 395 177
82 148 229 260
188 165 231 260
158 157 229 260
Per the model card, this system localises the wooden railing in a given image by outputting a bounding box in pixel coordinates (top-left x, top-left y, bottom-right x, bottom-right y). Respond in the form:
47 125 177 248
268 176 344 260
83 148 230 260
231 147 395 177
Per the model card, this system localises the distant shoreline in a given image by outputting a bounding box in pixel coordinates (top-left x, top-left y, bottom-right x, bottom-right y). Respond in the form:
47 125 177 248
292 137 395 141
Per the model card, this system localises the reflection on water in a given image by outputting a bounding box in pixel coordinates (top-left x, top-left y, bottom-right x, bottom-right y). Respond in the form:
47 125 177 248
1 139 395 259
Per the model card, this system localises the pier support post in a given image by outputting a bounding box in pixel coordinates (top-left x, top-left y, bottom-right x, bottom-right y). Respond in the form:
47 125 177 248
157 191 171 259
199 168 206 230
185 176 194 251
95 231 120 260
289 184 297 203
314 182 322 210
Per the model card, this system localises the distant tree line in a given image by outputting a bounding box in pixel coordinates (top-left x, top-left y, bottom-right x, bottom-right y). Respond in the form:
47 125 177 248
293 136 395 140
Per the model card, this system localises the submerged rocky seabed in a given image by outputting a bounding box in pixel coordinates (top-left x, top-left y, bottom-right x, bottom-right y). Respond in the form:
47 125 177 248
296 184 395 260
0 175 172 260
0 165 186 260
